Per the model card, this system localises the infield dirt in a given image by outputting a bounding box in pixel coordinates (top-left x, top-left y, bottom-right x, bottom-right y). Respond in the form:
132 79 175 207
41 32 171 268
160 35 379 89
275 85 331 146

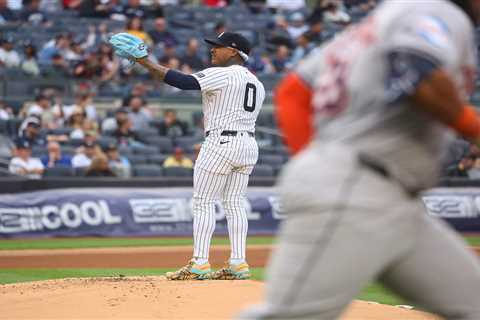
0 245 445 319
0 277 440 320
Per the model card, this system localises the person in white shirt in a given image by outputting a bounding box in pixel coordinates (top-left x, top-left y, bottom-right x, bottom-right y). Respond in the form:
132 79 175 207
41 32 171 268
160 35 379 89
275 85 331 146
0 38 20 68
72 141 98 168
286 12 309 40
9 139 44 179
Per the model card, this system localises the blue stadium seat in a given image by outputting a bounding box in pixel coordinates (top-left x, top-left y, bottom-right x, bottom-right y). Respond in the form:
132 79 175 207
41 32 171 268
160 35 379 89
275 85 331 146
43 166 74 177
258 154 284 167
251 164 275 177
133 164 163 177
128 154 149 165
174 136 202 152
132 145 159 155
148 154 168 166
147 137 174 154
163 166 193 177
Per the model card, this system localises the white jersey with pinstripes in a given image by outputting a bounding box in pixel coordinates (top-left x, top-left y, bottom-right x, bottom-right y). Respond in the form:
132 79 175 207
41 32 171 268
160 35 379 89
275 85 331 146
189 64 265 263
192 65 265 133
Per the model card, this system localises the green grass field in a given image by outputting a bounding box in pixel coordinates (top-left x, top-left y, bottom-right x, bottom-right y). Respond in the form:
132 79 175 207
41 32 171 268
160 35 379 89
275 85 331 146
0 235 478 250
0 235 478 307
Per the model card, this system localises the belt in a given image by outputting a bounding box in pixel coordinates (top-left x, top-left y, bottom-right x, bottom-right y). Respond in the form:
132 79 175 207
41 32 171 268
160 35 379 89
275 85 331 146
205 130 254 137
357 153 419 198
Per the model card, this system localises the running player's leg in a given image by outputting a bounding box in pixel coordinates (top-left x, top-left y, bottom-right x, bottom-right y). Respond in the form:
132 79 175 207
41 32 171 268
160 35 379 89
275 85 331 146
380 214 480 319
222 170 250 264
240 146 417 319
192 167 228 262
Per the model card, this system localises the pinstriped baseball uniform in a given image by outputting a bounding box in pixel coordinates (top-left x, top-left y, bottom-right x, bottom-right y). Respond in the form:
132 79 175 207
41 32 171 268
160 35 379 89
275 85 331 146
191 65 265 262
241 0 480 319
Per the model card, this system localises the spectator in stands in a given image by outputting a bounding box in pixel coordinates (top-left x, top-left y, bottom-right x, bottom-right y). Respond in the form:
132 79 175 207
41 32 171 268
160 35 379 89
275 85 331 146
0 37 20 68
73 51 101 79
0 100 13 120
104 143 131 178
64 41 84 63
98 43 119 83
67 107 98 140
41 141 72 168
19 0 47 24
148 17 178 48
271 44 290 72
181 38 206 72
156 109 188 138
266 0 306 12
127 96 152 131
113 118 145 148
247 51 275 74
159 40 179 66
192 143 201 162
72 140 98 168
323 0 351 24
62 88 98 121
287 31 315 68
0 0 17 23
203 0 227 8
287 12 309 40
442 138 470 175
125 16 153 46
266 14 294 50
25 93 60 129
20 44 40 76
85 153 116 177
41 52 70 77
38 34 70 65
102 107 128 133
122 82 149 106
9 139 44 179
18 116 46 146
214 21 226 36
242 0 266 14
163 146 193 168
83 23 110 50
307 15 325 44
76 0 118 17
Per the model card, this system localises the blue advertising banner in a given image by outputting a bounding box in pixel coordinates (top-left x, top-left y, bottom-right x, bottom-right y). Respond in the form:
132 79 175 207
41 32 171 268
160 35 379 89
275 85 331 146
0 187 479 238
0 188 284 238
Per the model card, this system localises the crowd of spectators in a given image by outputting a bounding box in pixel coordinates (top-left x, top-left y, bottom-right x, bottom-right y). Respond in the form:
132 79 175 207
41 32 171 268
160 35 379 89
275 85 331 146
16 0 476 181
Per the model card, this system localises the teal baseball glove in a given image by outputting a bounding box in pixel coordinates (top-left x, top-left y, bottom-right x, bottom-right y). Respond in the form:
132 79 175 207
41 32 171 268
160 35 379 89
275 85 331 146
108 33 148 61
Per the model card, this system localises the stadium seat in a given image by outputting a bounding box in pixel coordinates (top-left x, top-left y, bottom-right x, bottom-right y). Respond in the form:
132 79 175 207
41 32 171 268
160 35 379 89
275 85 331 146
148 154 168 166
97 136 117 149
258 154 284 167
127 154 149 165
174 136 201 152
43 166 74 177
132 145 159 155
163 167 193 177
148 137 174 154
74 167 88 177
133 164 163 177
251 164 275 177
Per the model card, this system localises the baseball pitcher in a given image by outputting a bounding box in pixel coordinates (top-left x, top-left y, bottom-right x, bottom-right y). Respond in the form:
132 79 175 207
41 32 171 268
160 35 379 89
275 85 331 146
109 32 265 280
240 0 480 319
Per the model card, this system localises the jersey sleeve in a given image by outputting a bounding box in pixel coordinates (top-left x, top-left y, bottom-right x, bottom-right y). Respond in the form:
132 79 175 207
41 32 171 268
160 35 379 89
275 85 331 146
191 67 230 92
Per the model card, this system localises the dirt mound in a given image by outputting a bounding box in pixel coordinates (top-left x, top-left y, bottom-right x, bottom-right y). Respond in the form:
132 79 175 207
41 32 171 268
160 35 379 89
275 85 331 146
0 277 439 319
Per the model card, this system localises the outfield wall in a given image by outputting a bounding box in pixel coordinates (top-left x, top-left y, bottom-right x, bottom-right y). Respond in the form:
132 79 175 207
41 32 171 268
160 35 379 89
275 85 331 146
0 187 479 238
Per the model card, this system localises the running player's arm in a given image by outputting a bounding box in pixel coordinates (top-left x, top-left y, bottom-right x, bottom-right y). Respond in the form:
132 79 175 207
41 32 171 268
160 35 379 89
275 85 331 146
136 58 200 90
384 15 480 145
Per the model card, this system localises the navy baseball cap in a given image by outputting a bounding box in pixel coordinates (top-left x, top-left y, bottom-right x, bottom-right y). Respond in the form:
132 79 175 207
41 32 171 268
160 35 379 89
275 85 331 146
15 139 31 149
204 32 251 61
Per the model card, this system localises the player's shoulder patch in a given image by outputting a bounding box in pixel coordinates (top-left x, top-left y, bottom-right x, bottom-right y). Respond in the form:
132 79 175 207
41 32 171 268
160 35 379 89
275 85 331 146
414 15 451 49
194 72 206 78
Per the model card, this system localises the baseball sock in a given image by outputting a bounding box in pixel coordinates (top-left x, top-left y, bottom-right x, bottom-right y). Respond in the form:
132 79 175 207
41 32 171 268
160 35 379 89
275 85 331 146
229 258 246 266
194 258 209 265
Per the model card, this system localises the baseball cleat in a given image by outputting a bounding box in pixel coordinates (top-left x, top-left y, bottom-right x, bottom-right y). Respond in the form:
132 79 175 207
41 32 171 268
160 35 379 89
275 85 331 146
209 262 251 280
165 259 212 280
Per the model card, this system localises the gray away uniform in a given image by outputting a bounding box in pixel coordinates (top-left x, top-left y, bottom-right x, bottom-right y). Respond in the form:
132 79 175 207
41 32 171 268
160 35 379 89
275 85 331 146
241 0 480 319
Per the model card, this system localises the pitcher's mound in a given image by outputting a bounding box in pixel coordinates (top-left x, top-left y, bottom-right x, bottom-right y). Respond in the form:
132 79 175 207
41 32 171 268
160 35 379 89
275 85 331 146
0 277 439 319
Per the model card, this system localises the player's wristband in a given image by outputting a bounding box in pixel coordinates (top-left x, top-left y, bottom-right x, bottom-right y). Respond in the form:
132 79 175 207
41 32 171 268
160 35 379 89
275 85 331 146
451 105 480 139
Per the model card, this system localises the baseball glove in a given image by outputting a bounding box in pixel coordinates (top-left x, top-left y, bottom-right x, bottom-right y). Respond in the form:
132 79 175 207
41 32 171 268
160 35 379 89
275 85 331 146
108 33 148 61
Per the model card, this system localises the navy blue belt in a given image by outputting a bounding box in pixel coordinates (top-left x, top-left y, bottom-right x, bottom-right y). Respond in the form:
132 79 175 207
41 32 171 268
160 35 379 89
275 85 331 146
205 130 254 137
